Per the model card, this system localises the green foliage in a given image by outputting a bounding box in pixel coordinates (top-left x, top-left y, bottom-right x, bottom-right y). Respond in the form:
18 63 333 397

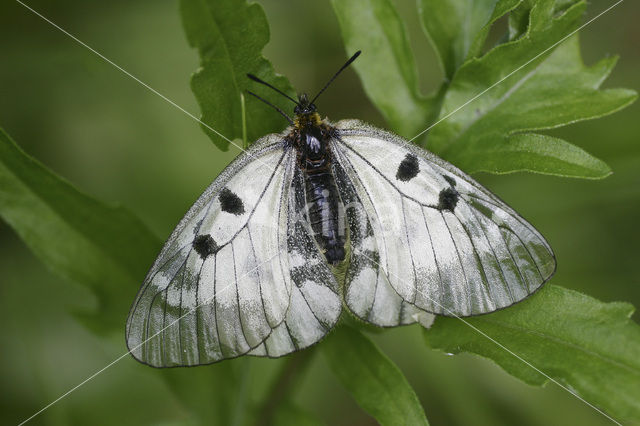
475 132 611 178
1 0 638 424
161 359 252 425
323 325 429 426
180 0 295 150
424 285 640 423
335 0 637 177
0 128 159 332
270 401 325 426
331 0 435 137
426 22 636 175
418 0 522 79
0 127 250 424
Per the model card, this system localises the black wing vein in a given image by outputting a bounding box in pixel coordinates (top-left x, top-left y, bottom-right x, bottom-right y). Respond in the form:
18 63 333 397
441 211 472 315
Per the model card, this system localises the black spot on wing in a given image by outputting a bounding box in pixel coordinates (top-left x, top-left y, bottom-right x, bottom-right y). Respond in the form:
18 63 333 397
444 175 457 187
438 187 459 211
193 234 219 259
219 187 245 215
396 154 419 182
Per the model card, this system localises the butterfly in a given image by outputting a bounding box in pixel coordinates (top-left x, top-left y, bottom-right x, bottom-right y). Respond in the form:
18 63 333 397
126 51 555 367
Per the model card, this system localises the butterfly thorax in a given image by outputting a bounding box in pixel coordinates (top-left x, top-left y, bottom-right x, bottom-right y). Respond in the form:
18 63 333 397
290 105 346 266
293 118 330 170
291 94 333 170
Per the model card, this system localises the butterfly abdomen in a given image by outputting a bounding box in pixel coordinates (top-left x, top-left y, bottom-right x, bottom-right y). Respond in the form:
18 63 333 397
303 170 345 265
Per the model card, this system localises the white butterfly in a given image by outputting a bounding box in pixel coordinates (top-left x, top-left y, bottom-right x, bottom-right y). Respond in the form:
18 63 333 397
126 52 555 367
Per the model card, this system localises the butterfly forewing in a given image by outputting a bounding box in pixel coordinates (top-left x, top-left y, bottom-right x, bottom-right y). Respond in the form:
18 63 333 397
126 135 296 367
331 120 555 317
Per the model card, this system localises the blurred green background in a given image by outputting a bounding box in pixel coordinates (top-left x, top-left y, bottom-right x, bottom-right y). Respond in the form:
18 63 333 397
1 0 638 424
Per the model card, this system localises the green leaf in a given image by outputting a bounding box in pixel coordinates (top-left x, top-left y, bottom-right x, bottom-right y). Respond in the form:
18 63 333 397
331 0 434 137
509 0 576 39
426 0 637 177
424 285 640 423
508 0 533 39
468 133 612 178
0 128 159 331
180 0 295 150
418 0 522 79
322 325 429 426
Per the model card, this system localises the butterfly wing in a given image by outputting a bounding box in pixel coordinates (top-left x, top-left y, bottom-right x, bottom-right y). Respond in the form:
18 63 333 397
333 158 434 327
332 120 555 317
126 133 340 367
250 167 342 357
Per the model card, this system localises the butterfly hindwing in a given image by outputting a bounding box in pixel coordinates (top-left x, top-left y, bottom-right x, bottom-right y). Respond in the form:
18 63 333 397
333 158 432 327
332 120 555 317
250 169 341 357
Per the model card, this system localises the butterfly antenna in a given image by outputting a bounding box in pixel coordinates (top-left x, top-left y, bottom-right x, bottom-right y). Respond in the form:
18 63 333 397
310 50 361 105
246 90 295 125
247 73 300 106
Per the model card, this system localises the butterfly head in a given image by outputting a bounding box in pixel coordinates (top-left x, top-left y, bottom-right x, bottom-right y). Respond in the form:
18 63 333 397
294 93 321 128
246 51 361 128
294 93 316 115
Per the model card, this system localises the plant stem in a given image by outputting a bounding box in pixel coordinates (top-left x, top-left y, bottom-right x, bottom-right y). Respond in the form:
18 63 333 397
256 348 316 425
231 359 252 426
240 92 247 149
